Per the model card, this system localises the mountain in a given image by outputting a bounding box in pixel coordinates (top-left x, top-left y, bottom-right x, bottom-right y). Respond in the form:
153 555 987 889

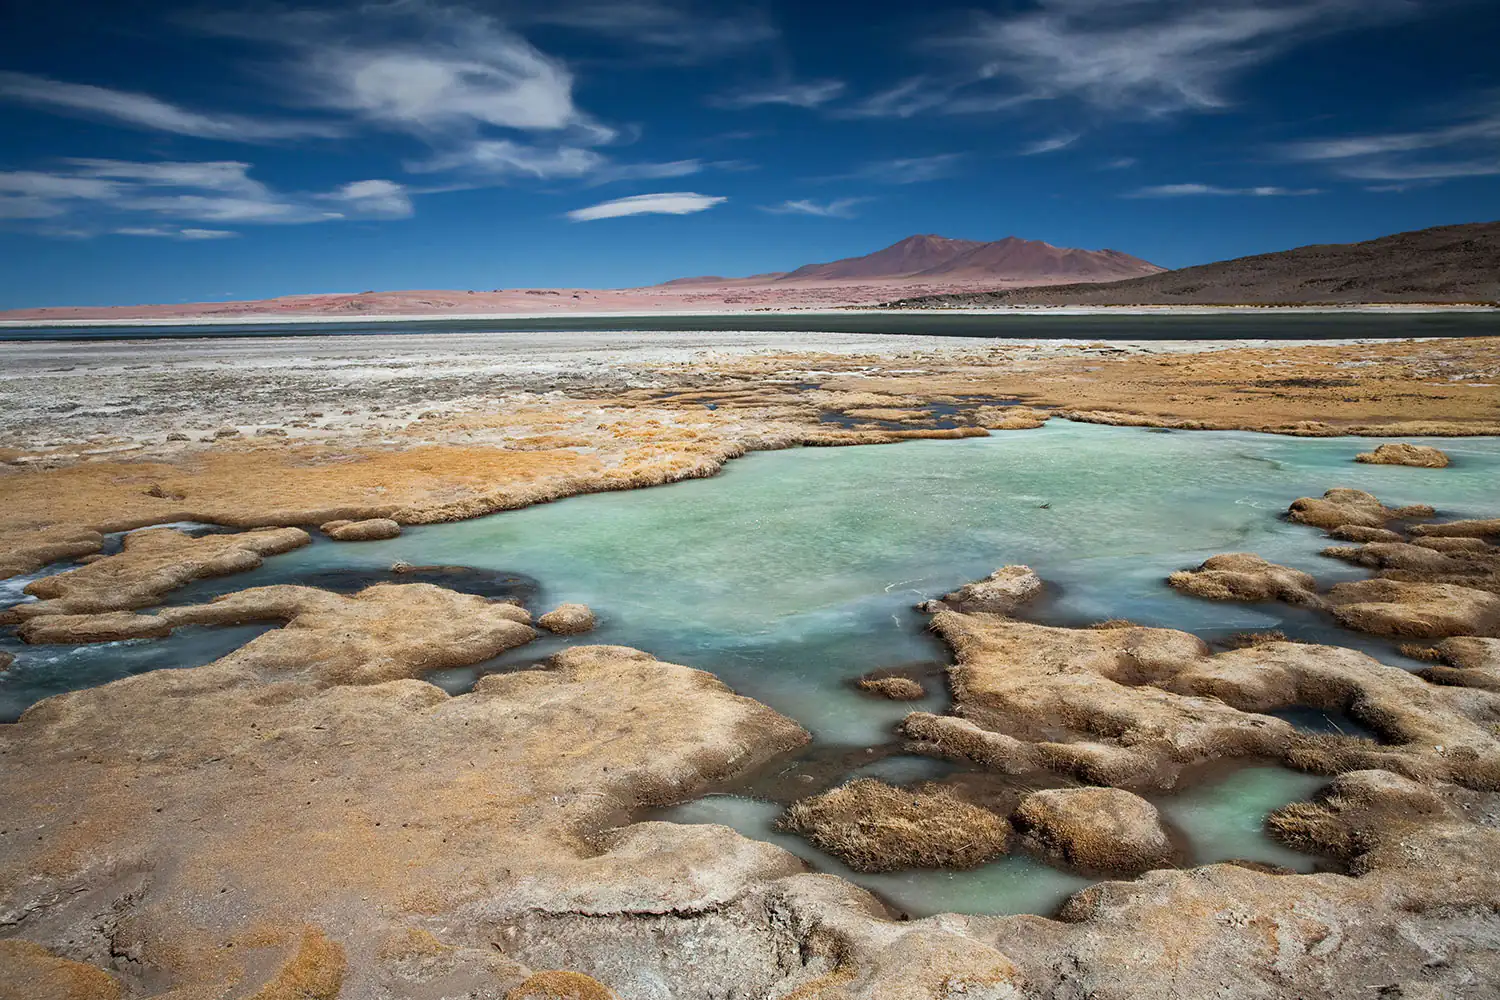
777 235 986 281
666 234 1164 286
915 237 1164 282
885 221 1500 307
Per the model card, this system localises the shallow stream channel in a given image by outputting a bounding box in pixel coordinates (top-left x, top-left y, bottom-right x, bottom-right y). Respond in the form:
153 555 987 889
4 422 1499 917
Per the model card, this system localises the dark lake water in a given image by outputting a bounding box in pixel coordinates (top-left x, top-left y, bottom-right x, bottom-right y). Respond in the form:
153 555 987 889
1 310 1496 342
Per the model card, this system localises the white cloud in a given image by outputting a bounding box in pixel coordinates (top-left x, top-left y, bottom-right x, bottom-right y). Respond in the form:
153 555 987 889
0 71 340 141
323 179 415 219
567 191 726 221
760 197 870 218
1129 183 1322 197
410 140 608 178
1019 133 1080 156
710 80 846 109
0 159 412 232
199 3 600 140
1280 108 1500 182
115 227 240 240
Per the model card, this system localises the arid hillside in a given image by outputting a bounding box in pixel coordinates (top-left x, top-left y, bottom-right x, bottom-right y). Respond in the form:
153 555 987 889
885 221 1500 307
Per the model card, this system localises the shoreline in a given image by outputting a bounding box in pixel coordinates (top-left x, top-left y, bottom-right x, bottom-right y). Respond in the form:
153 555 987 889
2 301 1497 329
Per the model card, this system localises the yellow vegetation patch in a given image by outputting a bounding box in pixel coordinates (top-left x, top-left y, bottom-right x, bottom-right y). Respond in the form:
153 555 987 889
246 927 347 1000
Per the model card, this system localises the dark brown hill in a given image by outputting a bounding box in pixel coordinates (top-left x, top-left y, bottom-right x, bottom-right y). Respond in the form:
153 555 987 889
884 221 1500 307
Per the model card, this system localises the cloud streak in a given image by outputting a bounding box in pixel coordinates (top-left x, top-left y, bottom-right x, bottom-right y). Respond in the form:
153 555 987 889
1281 107 1500 182
849 0 1419 121
567 191 726 221
0 159 411 231
1128 183 1321 197
760 197 870 218
710 80 846 109
0 71 341 141
842 154 964 184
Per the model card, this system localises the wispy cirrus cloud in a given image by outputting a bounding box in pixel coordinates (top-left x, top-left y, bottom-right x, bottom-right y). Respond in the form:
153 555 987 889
760 197 871 218
1280 106 1500 183
1019 132 1080 156
0 71 342 141
848 0 1422 121
115 227 240 240
1128 182 1321 198
522 1 777 62
840 153 964 184
710 80 846 110
566 191 726 221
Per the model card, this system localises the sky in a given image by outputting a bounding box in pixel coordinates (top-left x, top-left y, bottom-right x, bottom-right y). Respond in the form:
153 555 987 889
1 0 1499 308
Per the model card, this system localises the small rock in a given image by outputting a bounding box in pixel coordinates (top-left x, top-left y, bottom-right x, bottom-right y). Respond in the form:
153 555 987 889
256 427 289 437
1356 443 1451 468
0 651 12 672
321 518 402 542
538 603 597 635
857 675 927 700
212 426 241 439
165 432 189 442
390 561 415 574
1012 786 1174 876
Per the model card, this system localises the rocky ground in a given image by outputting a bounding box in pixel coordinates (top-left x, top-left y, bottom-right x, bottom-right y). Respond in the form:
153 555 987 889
3 331 1500 999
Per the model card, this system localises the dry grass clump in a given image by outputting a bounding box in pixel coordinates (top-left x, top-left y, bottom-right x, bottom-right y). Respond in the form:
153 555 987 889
1328 524 1404 543
1328 579 1500 639
1355 443 1451 468
1411 518 1500 540
1225 630 1294 648
1012 787 1174 876
857 675 927 700
778 779 1010 872
537 603 597 635
0 939 121 1000
1167 553 1321 607
321 517 402 541
1 526 309 623
1266 770 1450 864
248 927 346 1000
506 971 618 1000
1287 488 1433 530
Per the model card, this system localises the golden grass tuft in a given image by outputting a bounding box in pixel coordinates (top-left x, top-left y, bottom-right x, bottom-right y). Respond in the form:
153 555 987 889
506 971 618 1000
778 779 1010 872
857 675 927 700
0 940 121 1000
246 927 347 1000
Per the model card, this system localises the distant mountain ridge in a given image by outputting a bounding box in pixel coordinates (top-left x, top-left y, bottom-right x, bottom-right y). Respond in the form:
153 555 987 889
668 234 1166 286
884 221 1500 307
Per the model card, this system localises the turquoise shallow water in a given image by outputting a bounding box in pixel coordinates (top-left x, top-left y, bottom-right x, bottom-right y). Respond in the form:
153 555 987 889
4 422 1498 914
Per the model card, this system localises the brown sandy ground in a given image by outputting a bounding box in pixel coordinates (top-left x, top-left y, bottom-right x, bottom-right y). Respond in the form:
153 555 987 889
1 334 1497 578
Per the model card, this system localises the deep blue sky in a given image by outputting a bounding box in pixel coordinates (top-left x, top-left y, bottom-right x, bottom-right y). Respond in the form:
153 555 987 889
2 0 1499 307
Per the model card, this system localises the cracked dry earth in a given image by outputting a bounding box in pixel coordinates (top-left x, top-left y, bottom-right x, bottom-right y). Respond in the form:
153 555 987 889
3 331 1500 999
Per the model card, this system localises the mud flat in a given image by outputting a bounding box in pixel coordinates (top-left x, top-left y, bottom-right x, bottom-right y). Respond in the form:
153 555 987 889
3 330 1500 997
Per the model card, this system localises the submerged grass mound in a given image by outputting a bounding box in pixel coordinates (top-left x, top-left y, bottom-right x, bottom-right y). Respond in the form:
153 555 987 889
856 675 927 700
1355 443 1451 468
778 778 1010 872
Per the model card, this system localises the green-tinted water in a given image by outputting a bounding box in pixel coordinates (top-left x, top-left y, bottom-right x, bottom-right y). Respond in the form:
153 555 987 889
4 422 1497 913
